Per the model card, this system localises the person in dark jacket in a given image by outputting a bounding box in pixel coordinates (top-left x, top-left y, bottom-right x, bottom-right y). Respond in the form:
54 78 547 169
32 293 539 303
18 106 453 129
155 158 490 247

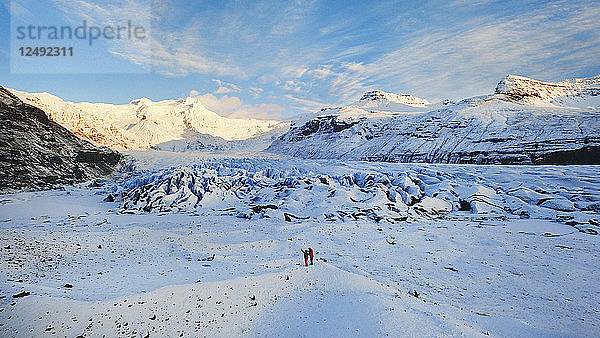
308 247 314 265
301 249 309 266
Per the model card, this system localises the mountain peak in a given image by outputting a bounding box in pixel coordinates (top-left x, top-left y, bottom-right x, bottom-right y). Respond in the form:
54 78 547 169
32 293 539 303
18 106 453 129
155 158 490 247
182 96 201 105
495 74 600 103
130 97 152 106
359 90 430 107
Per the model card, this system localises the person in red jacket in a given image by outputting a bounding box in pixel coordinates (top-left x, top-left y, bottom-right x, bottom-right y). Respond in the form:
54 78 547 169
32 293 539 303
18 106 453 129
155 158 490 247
301 249 309 266
308 247 314 265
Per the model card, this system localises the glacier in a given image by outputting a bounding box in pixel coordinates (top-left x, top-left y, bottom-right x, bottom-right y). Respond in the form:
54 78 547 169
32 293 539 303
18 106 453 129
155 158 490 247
1 151 599 336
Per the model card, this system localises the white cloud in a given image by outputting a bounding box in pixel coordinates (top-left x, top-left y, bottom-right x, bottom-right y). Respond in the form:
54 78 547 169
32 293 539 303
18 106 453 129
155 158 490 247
142 36 244 77
249 87 264 97
319 21 352 36
9 1 34 19
268 0 317 36
330 44 374 62
194 92 284 120
281 80 305 93
449 0 494 7
226 103 285 120
56 0 245 78
197 93 243 113
213 80 241 94
308 67 335 79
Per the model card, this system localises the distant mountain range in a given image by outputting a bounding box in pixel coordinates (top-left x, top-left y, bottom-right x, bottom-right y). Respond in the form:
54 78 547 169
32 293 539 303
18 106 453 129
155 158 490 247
268 75 600 164
6 74 600 164
9 90 289 151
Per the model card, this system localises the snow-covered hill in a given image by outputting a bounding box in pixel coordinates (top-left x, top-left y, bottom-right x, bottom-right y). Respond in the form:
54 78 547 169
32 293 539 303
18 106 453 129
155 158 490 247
268 75 600 164
0 86 122 193
9 89 289 151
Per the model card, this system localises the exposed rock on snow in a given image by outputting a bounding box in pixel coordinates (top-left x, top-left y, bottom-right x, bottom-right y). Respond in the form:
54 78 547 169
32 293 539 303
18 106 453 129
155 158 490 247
268 75 600 164
0 86 122 193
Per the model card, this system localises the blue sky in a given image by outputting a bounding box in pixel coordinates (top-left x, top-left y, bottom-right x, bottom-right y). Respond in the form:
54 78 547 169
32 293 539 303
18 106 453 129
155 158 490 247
1 0 599 119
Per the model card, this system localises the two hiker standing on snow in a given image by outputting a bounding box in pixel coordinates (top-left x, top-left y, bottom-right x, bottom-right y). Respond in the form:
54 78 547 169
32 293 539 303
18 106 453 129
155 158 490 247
301 247 314 266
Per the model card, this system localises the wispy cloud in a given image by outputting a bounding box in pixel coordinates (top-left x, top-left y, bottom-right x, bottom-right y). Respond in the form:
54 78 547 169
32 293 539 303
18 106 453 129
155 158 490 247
54 0 245 77
268 0 318 36
449 0 494 7
319 1 600 101
213 80 241 94
248 87 264 98
27 0 600 115
7 0 34 19
282 66 309 79
285 94 330 112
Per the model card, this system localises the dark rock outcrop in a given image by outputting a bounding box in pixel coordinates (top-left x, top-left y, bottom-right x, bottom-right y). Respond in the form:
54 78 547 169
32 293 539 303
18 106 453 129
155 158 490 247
0 85 123 193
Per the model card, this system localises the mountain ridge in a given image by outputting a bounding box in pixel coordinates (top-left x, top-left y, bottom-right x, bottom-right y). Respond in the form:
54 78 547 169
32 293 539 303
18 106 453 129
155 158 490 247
8 73 600 163
267 74 600 164
9 89 290 151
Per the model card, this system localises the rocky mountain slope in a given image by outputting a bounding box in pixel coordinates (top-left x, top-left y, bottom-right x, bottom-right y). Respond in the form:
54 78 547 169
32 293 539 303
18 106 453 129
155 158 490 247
9 90 289 151
268 75 600 164
496 74 600 103
0 86 122 193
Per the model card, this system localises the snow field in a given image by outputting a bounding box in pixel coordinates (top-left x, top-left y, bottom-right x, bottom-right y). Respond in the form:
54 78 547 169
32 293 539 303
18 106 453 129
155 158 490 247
0 152 599 336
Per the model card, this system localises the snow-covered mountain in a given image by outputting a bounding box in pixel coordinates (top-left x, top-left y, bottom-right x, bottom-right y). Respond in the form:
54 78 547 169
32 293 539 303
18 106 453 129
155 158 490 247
356 90 431 111
9 89 290 151
0 86 122 193
496 74 600 104
268 75 600 164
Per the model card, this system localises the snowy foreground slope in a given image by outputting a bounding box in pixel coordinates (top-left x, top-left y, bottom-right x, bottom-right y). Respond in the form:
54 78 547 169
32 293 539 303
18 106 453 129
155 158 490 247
8 89 288 151
1 151 599 336
268 75 600 164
